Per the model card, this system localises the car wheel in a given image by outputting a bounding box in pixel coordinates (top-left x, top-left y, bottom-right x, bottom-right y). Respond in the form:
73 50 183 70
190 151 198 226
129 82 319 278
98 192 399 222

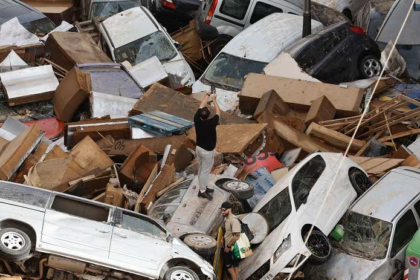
359 55 382 78
305 230 331 265
183 233 217 255
209 36 232 59
163 266 200 280
0 228 31 261
349 169 372 196
222 180 254 200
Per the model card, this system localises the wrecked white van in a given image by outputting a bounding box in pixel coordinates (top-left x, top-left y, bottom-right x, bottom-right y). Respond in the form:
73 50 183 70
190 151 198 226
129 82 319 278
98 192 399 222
99 7 195 87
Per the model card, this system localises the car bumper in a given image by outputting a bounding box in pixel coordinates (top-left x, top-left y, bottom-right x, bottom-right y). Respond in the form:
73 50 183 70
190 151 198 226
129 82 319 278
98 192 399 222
195 7 219 41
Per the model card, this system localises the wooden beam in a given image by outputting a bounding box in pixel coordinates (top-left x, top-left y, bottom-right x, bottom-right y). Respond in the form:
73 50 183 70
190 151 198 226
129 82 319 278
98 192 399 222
378 128 420 143
355 131 384 157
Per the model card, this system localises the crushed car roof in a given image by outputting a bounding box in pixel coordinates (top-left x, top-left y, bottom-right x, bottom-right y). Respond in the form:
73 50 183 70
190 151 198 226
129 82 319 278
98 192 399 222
102 7 159 49
222 13 323 63
351 167 420 222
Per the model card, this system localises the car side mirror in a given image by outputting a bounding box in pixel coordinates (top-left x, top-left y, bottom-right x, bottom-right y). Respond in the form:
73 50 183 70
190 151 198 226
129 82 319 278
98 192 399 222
174 42 181 50
166 234 173 243
395 259 403 271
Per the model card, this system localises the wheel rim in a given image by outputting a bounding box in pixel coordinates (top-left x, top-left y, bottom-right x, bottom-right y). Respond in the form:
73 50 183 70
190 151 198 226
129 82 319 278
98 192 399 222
307 232 330 259
1 232 26 251
187 234 213 246
170 270 195 280
226 181 249 191
363 58 381 77
354 173 372 193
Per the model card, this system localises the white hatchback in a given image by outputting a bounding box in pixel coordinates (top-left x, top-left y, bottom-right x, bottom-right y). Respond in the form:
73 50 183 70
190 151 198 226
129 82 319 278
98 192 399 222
99 7 195 87
238 153 371 280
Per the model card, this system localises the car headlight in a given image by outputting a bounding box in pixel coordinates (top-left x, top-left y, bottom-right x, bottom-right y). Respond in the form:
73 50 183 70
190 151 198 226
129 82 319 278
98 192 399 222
273 234 291 263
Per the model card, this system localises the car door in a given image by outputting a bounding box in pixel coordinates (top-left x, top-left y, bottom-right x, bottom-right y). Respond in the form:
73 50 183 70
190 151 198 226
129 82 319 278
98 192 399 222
212 0 253 37
109 210 172 274
388 209 419 280
41 194 113 259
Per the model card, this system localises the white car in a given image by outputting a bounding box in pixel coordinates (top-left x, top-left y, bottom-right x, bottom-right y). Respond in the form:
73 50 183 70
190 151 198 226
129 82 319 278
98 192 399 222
192 13 323 112
238 153 371 280
0 181 215 280
305 167 420 280
99 7 195 87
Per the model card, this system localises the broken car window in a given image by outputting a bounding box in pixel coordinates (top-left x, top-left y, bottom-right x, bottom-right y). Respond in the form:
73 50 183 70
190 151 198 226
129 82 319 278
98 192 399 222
220 0 251 20
391 210 418 257
203 52 267 91
114 31 177 66
22 17 55 36
340 211 392 260
0 182 50 208
258 188 292 233
292 155 326 210
250 2 283 24
91 1 140 19
121 211 167 239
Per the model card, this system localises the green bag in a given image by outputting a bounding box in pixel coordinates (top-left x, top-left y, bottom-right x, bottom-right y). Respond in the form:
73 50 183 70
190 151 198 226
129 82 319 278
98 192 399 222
231 233 253 260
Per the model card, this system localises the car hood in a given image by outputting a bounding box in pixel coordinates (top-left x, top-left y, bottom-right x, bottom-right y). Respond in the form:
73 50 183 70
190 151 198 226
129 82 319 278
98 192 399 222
192 80 239 112
163 56 195 87
307 249 383 279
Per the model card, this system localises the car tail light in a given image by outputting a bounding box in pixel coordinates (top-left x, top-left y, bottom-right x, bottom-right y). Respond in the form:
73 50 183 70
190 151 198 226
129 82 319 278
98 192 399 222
204 0 218 25
349 26 365 35
162 0 176 9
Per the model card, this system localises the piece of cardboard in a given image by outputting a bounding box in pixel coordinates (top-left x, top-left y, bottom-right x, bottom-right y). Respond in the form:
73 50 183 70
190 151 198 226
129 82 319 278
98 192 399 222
271 167 289 182
69 136 114 173
54 67 92 122
0 125 44 180
305 96 336 126
166 144 194 172
188 123 267 154
253 90 290 121
240 74 364 116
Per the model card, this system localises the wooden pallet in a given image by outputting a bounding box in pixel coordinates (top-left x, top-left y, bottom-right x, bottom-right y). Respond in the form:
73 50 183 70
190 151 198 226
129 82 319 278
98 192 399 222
74 18 103 43
129 111 194 136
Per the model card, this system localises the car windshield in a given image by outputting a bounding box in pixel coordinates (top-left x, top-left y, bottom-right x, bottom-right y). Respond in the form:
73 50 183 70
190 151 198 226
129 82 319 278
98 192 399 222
22 17 55 36
258 187 292 233
114 31 177 66
91 1 140 19
340 211 392 260
203 52 267 91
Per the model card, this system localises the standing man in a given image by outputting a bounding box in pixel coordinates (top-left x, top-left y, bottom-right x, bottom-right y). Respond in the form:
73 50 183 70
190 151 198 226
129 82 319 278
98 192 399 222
221 202 241 280
194 90 221 200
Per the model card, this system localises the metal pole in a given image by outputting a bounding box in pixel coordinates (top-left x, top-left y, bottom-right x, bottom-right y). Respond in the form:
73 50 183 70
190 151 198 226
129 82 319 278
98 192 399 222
303 0 311 37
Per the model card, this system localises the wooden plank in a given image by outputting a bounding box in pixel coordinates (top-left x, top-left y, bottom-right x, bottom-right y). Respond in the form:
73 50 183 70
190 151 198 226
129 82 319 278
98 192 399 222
12 142 49 184
348 156 404 175
271 120 339 153
304 96 336 126
378 128 420 143
306 123 366 152
44 145 68 161
188 124 267 154
135 163 158 213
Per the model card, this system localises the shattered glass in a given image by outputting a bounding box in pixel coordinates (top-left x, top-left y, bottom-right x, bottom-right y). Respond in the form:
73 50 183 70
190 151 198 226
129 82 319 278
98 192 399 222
114 31 177 66
340 211 392 260
203 52 267 91
91 1 140 19
22 17 55 36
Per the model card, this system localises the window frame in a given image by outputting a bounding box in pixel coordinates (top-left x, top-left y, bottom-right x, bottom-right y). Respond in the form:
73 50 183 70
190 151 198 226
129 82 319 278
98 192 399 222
49 193 113 224
219 0 251 20
390 209 419 258
116 209 168 240
249 2 283 25
0 182 51 209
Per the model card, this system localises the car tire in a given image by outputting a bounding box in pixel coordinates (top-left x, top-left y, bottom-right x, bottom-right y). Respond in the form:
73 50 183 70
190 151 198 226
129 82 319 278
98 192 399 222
0 228 31 261
183 233 217 255
349 168 372 196
359 55 382 79
163 266 200 280
209 36 232 59
222 180 254 200
305 230 331 265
